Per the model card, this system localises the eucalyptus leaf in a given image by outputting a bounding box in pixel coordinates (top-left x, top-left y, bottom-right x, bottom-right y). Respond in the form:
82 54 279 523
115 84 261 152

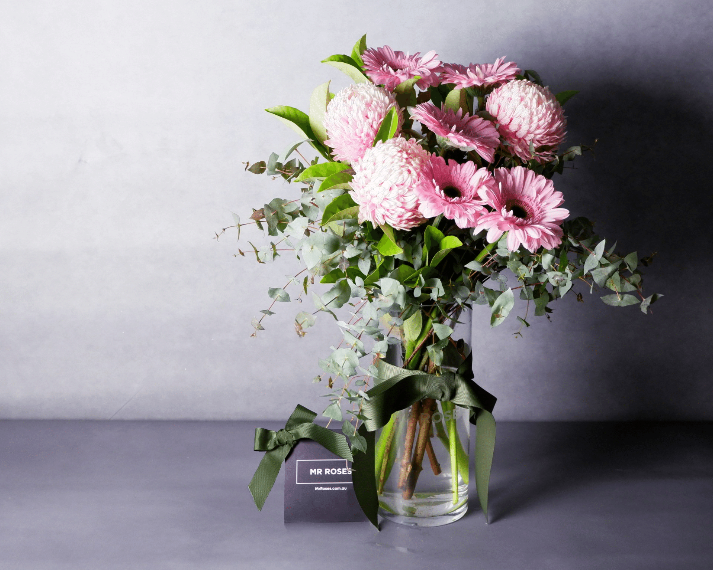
432 322 454 340
490 288 514 327
601 294 640 307
624 252 638 272
268 287 290 302
323 401 343 421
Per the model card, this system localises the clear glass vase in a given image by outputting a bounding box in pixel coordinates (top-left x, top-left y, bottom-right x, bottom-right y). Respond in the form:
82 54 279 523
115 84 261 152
375 309 472 527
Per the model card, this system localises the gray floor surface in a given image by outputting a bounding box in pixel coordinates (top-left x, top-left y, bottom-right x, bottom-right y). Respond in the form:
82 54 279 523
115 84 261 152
1 420 712 570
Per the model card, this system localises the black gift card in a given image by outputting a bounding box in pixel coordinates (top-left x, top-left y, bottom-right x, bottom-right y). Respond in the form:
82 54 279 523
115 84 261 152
284 437 366 523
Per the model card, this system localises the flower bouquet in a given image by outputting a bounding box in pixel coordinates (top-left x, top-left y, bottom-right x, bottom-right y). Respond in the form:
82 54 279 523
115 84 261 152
235 35 660 528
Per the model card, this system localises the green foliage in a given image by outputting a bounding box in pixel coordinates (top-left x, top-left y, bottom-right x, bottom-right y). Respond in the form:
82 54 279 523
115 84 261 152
309 81 331 143
374 107 400 145
350 34 368 67
555 90 579 106
321 54 370 84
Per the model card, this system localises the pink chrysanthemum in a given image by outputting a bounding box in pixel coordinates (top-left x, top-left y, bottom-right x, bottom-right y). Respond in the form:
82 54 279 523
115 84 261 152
486 80 566 163
440 57 521 89
415 156 494 228
411 102 500 162
324 83 403 164
362 46 441 91
474 166 569 252
351 137 430 230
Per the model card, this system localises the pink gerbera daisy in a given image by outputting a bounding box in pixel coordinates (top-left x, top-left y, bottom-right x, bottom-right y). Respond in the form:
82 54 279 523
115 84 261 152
410 103 499 163
486 80 566 164
415 156 494 228
362 46 441 91
323 83 402 164
351 137 430 230
474 166 569 252
440 57 521 90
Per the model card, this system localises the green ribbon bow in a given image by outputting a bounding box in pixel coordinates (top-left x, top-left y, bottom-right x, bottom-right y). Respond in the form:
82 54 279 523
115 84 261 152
248 404 353 510
351 354 497 527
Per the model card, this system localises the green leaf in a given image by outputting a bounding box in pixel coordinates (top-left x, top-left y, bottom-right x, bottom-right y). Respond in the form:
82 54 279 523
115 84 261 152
402 311 423 343
373 107 400 145
323 280 351 308
534 292 550 316
490 288 515 327
318 171 353 192
422 225 445 265
562 146 582 161
323 401 343 421
321 54 369 84
377 224 403 256
591 261 621 288
555 90 579 106
246 161 266 174
517 316 531 328
524 69 543 86
640 293 663 314
295 161 350 183
266 106 330 160
295 311 316 329
320 268 344 284
309 81 331 143
267 287 290 302
394 76 420 96
232 213 241 241
444 88 468 115
440 235 463 250
601 294 640 307
429 235 463 267
624 252 638 272
432 323 453 340
265 106 314 141
584 239 606 275
393 76 420 107
321 193 359 225
350 34 367 67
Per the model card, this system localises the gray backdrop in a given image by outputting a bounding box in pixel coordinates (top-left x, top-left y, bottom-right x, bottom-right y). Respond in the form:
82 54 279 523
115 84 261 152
1 0 711 421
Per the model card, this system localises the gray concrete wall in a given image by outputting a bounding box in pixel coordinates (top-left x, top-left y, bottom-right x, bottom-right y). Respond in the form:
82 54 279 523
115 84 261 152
1 0 711 420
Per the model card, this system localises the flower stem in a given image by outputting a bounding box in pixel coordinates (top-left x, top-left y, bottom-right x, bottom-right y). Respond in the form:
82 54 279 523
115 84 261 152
442 400 459 504
397 401 422 489
403 398 437 500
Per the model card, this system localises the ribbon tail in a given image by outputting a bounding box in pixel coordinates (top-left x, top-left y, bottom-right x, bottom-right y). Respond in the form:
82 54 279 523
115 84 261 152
351 424 379 529
248 445 291 511
474 409 496 523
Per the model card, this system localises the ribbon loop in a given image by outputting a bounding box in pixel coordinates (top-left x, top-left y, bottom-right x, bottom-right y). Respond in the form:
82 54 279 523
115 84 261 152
249 404 353 512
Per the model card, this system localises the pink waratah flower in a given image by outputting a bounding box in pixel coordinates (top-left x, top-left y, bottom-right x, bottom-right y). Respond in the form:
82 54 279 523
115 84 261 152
486 80 566 164
474 166 570 252
362 46 441 91
411 102 500 162
324 83 403 164
440 57 521 89
415 156 495 228
351 137 430 230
